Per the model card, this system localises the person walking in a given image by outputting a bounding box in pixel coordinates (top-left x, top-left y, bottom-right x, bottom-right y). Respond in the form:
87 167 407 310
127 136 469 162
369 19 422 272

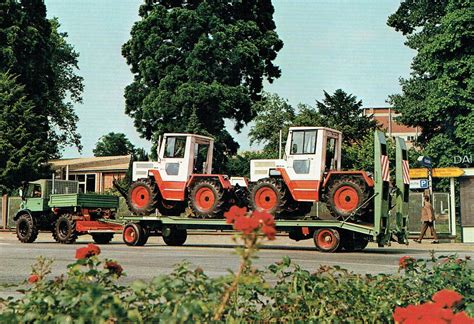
414 195 439 244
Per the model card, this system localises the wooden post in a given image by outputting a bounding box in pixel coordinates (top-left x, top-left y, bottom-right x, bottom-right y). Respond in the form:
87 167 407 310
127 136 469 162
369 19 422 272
1 194 8 229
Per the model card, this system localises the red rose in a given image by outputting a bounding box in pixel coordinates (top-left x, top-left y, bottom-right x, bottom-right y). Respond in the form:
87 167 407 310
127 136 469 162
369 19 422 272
432 289 463 308
105 261 123 277
399 256 415 269
28 274 40 284
224 206 248 224
451 311 474 324
261 224 276 240
75 243 101 260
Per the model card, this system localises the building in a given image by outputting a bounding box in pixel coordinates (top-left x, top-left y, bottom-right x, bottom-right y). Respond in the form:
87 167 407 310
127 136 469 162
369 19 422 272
363 107 420 147
50 155 131 193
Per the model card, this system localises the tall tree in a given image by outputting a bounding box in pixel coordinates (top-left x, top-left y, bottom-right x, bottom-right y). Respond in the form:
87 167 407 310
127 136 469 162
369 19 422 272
249 93 295 157
122 0 283 171
387 0 473 167
0 0 83 157
93 133 136 157
0 73 50 193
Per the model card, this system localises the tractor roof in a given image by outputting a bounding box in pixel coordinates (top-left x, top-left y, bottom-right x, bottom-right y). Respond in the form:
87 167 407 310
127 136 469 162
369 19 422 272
289 126 342 135
164 133 214 142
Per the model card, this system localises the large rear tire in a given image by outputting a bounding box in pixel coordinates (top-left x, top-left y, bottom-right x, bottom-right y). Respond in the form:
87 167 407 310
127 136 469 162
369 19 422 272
189 179 225 218
16 214 39 243
326 177 370 220
54 215 78 244
250 178 288 215
128 180 159 216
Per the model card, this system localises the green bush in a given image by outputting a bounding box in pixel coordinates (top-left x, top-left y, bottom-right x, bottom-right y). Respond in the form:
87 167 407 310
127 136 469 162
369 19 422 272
0 252 472 323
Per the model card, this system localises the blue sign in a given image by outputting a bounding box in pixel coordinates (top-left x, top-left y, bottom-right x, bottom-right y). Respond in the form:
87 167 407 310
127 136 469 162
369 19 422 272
420 179 429 189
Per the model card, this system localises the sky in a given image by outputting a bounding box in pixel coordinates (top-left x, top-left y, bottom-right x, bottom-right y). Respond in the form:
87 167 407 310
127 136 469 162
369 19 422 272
44 0 414 158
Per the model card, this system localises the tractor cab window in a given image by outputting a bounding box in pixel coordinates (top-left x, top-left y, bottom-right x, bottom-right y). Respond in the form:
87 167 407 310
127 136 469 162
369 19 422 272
290 130 317 155
193 143 209 174
164 136 186 158
325 137 337 171
27 184 42 198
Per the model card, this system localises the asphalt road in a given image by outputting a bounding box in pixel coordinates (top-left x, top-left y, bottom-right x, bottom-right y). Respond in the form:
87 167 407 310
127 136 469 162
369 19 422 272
1 232 473 288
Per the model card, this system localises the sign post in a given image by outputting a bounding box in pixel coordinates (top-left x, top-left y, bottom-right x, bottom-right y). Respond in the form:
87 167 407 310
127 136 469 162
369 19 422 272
417 156 433 198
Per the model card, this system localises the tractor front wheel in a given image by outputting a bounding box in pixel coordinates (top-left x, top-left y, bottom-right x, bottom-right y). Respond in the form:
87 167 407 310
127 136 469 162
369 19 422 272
250 178 288 215
54 215 77 244
189 180 225 218
127 180 159 216
16 214 39 243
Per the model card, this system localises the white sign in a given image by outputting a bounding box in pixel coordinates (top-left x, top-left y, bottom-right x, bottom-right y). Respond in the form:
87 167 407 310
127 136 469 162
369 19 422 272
410 179 429 189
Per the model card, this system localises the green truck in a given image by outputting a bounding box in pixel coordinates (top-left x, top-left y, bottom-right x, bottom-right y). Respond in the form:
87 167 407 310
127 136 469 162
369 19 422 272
15 179 123 244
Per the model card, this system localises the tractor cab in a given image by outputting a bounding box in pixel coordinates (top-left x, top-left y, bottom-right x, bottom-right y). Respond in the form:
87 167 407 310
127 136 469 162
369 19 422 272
20 179 79 212
284 127 342 180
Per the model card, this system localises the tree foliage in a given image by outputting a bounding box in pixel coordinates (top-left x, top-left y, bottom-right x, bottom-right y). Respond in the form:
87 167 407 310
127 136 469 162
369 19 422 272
387 0 473 167
93 133 136 157
0 73 50 193
0 1 83 155
122 0 283 171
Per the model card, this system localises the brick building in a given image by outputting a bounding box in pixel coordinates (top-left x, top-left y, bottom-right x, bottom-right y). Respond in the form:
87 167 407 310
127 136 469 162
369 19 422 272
363 107 420 147
50 155 131 193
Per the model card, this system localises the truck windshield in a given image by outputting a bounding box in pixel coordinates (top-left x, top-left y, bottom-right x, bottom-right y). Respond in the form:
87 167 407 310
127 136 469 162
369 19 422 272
164 136 186 158
291 130 317 155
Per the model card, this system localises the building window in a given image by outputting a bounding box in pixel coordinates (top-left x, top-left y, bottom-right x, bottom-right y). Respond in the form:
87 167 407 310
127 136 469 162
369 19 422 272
68 174 96 193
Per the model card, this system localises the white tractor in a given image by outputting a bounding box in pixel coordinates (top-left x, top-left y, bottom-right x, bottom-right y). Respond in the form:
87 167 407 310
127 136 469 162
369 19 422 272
249 127 375 221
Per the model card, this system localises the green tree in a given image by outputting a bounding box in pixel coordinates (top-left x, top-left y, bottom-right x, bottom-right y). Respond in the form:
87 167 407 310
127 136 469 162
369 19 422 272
122 0 283 171
93 133 135 157
387 0 473 167
0 73 50 193
249 93 295 157
225 150 269 178
0 0 83 157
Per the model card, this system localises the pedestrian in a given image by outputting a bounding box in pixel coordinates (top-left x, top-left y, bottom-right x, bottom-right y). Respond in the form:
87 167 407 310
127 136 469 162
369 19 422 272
414 195 439 244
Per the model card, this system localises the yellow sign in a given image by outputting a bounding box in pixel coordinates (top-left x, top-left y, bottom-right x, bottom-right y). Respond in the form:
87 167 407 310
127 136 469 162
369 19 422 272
410 167 464 179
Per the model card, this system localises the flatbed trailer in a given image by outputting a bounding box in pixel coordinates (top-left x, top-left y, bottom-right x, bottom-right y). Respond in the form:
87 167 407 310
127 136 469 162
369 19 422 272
114 131 411 252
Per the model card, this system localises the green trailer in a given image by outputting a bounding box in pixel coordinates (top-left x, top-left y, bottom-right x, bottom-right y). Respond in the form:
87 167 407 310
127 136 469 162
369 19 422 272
14 179 123 244
116 131 410 252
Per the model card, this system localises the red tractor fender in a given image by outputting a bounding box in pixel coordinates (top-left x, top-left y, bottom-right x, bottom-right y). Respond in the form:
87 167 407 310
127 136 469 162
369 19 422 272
322 171 374 189
186 174 232 190
149 170 187 201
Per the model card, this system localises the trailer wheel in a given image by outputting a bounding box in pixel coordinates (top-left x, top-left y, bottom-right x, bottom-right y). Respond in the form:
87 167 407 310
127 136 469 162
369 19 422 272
128 180 159 216
54 215 78 244
123 223 148 246
162 227 187 246
314 228 340 253
326 178 367 220
91 233 114 244
16 214 39 243
250 178 288 215
189 180 225 218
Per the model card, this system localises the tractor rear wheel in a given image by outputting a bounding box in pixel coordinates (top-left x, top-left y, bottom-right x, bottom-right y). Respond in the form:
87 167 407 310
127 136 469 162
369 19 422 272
326 177 369 220
123 223 148 246
162 227 187 246
54 215 78 244
127 180 159 216
16 214 39 243
314 228 341 253
250 178 288 215
91 233 114 244
189 180 225 218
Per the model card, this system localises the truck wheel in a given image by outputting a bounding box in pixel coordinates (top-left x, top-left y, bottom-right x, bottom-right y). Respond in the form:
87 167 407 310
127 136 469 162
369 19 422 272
128 180 159 216
314 228 341 253
250 178 288 215
54 215 77 244
16 214 39 243
162 227 187 246
189 180 225 218
123 223 148 246
91 233 114 244
326 178 367 220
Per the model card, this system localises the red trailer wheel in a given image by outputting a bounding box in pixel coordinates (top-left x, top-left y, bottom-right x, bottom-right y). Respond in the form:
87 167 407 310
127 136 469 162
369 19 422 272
123 223 148 246
314 228 340 253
